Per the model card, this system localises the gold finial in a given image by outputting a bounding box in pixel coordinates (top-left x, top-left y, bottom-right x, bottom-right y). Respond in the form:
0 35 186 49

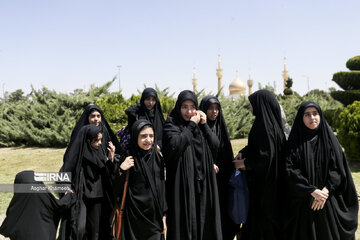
192 67 198 93
247 70 253 95
216 55 223 95
282 57 289 90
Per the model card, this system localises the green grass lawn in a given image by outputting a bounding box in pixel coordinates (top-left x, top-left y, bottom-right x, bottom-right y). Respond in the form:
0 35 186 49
0 140 359 239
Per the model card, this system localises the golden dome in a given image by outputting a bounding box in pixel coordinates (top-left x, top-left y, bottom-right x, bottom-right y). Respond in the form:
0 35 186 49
229 71 246 95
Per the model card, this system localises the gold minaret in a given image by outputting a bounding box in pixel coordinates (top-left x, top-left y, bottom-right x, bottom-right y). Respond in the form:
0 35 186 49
216 55 224 95
192 67 198 93
247 71 253 95
282 57 289 90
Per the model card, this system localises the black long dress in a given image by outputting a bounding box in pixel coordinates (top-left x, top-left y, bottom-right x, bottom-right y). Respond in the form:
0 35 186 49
125 88 165 148
238 89 286 240
118 119 167 240
284 101 358 240
0 170 73 240
163 90 222 240
59 125 118 240
199 95 239 240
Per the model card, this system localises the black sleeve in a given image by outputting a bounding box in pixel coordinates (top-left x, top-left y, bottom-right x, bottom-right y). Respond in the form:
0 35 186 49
239 145 250 158
200 123 220 151
162 121 195 162
326 148 342 195
243 150 270 173
285 150 317 197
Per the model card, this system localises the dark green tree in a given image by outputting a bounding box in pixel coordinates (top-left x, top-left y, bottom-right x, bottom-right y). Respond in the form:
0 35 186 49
220 96 253 139
7 89 27 102
0 79 114 147
331 56 360 106
283 77 294 95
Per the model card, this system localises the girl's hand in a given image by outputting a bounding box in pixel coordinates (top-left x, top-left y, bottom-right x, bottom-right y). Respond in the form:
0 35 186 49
197 110 207 124
107 141 115 162
214 164 219 174
162 216 167 234
311 186 329 211
311 189 328 202
190 112 201 125
120 156 134 171
232 159 245 169
311 198 326 211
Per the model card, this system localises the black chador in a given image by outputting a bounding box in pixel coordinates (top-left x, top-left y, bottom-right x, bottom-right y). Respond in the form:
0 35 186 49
238 90 286 240
200 95 239 240
59 125 118 240
119 119 167 240
284 101 358 240
0 171 73 240
125 88 165 148
163 90 222 240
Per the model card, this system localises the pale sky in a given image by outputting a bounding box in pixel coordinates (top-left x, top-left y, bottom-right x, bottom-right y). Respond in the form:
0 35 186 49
1 0 359 98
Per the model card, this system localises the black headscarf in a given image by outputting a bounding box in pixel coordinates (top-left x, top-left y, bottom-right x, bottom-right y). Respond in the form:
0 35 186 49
239 89 286 240
285 101 358 240
66 104 121 155
121 119 167 240
163 90 222 240
58 124 112 240
125 88 165 148
0 171 72 240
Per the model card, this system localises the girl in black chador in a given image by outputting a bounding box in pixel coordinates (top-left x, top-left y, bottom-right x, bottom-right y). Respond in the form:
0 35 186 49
60 104 121 239
233 89 286 240
284 101 358 240
199 95 240 240
125 87 165 151
59 124 118 240
117 119 167 240
163 90 222 240
0 171 73 240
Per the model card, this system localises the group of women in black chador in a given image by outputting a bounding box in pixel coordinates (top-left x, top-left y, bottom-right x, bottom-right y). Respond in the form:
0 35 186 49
0 87 358 240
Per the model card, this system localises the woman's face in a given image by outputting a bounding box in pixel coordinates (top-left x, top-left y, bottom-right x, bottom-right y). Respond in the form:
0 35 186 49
206 103 219 121
180 100 196 121
144 96 157 110
91 133 103 150
137 126 154 151
88 110 101 126
303 107 320 130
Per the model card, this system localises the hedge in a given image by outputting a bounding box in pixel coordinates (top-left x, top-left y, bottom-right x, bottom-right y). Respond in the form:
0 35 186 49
346 56 360 71
332 71 360 90
335 101 360 160
283 88 293 95
330 90 360 106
